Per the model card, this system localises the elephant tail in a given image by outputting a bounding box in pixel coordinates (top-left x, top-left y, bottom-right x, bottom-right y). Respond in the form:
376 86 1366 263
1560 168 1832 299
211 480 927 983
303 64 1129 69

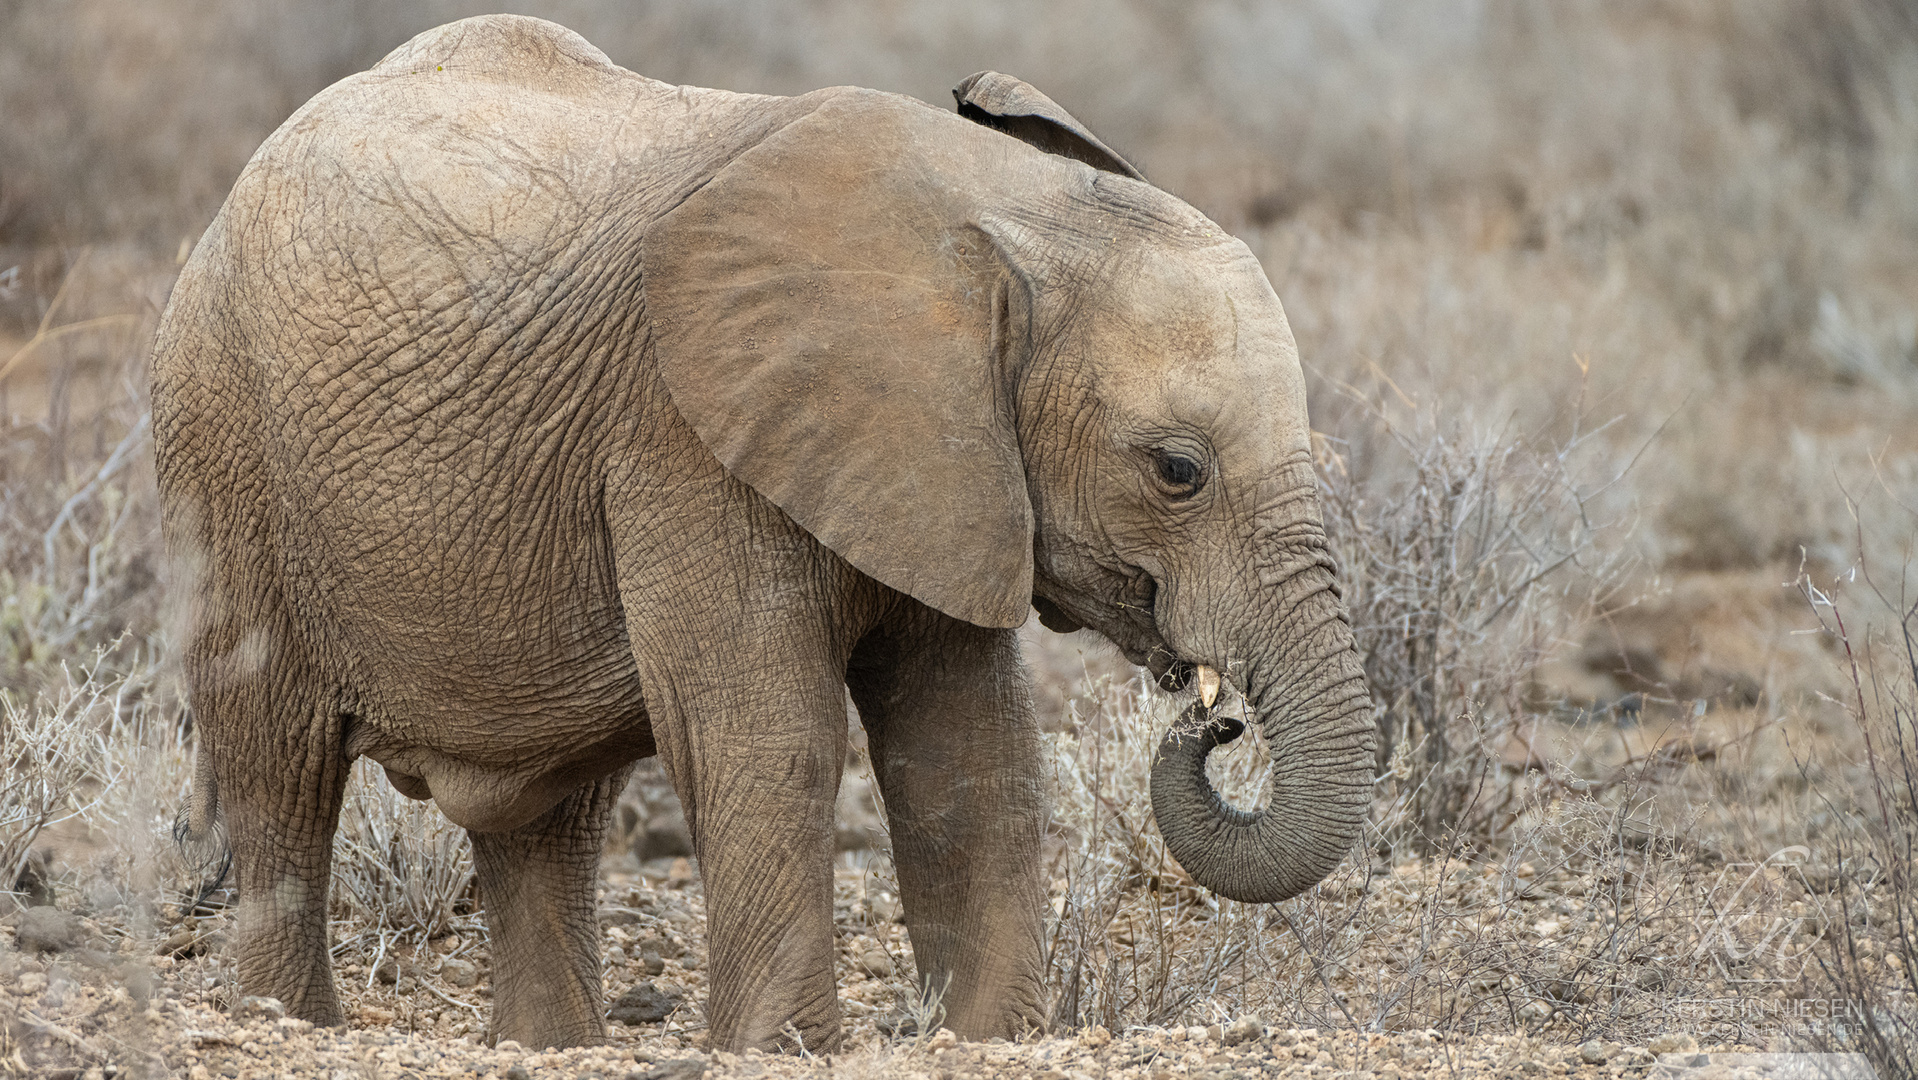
172 733 233 911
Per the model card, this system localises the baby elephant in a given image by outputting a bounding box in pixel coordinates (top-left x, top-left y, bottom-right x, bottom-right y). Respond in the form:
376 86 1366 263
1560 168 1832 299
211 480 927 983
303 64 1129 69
153 15 1374 1052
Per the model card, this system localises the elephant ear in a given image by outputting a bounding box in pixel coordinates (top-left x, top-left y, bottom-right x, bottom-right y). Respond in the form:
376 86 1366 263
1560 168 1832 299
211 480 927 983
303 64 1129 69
953 71 1145 181
642 92 1036 629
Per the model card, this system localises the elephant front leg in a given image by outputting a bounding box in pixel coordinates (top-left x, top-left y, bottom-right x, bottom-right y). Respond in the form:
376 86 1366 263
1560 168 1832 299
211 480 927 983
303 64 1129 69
847 614 1048 1040
469 769 631 1049
649 678 848 1053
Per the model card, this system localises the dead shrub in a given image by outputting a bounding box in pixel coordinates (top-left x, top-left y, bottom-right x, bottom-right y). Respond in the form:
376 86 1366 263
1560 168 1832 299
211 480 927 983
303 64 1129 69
1319 390 1628 855
1794 567 1918 1077
329 758 478 948
0 654 124 906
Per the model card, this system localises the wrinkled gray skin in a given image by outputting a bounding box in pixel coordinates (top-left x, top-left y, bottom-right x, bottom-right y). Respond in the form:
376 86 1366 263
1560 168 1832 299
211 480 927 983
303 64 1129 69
152 15 1374 1054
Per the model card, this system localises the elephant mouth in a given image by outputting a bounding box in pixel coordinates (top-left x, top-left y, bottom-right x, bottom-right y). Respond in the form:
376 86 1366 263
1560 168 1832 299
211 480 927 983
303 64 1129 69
1113 636 1185 686
1155 657 1197 693
1123 648 1210 699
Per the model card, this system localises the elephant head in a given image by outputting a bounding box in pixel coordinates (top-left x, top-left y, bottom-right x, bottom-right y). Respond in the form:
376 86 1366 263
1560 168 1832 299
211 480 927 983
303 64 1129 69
643 80 1375 904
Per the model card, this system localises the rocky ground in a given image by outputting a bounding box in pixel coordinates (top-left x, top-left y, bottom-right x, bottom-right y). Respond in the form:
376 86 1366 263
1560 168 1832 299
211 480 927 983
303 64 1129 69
0 939 1785 1080
2 851 1859 1080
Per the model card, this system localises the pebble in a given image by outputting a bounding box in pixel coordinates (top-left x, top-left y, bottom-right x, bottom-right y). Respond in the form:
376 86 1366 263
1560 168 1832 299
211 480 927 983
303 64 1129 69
374 957 420 984
1648 1033 1699 1056
440 958 478 987
232 995 286 1021
608 981 681 1024
854 947 893 978
867 891 903 923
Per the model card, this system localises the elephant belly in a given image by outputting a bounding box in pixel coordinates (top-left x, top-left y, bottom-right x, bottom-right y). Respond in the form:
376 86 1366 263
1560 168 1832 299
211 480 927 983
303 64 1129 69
359 720 653 833
324 560 656 833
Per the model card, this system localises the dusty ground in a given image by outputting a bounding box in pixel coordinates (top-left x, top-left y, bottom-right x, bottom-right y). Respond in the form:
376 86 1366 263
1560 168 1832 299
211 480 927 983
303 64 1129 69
0 918 1778 1080
3 845 1884 1080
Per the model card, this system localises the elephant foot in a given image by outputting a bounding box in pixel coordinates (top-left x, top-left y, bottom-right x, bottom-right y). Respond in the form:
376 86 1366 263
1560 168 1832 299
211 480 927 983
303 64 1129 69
486 1019 605 1052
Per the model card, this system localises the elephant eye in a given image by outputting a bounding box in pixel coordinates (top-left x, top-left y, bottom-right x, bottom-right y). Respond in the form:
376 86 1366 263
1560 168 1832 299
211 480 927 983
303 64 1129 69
1153 450 1205 495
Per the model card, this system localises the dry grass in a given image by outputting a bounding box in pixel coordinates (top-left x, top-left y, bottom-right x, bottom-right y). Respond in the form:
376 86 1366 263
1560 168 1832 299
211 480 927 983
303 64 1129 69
1030 637 1911 1062
0 654 125 905
1318 389 1632 854
329 760 479 950
3 0 1918 1071
1792 566 1918 1076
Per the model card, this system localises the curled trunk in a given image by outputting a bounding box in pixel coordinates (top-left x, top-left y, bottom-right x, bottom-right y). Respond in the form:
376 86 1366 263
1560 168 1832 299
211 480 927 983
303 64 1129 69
1149 595 1374 903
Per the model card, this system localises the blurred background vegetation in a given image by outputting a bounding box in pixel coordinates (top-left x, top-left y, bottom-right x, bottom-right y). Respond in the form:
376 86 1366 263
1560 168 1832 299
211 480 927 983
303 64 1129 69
7 0 1917 576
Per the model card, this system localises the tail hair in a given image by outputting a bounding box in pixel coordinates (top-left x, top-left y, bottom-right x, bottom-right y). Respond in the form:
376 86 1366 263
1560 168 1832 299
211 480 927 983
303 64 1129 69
172 737 233 914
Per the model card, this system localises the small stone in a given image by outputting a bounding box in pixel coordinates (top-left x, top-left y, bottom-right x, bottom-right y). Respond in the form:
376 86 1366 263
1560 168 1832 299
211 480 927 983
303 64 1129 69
1079 1025 1111 1049
15 907 84 954
441 958 479 987
496 1040 525 1053
855 947 894 978
1648 1033 1698 1056
1578 1040 1615 1065
640 950 665 976
504 1066 531 1080
233 995 286 1021
16 971 47 994
608 981 682 1025
375 957 412 984
1224 1015 1263 1046
638 1057 707 1080
159 929 202 957
869 891 904 923
1517 999 1553 1023
1204 1023 1225 1043
1187 1026 1208 1043
636 933 677 958
928 1028 959 1051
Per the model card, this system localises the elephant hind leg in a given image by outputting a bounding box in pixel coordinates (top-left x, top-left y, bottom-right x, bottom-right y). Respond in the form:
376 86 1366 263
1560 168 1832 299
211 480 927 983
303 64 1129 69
470 766 633 1050
207 679 353 1027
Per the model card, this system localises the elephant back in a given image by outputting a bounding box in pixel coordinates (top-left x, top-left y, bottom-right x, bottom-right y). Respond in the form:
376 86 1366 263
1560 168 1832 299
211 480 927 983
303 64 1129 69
370 15 625 95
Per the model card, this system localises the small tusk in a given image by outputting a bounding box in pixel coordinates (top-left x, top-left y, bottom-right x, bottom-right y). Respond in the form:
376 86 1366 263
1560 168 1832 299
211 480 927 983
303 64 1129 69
1195 665 1222 709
